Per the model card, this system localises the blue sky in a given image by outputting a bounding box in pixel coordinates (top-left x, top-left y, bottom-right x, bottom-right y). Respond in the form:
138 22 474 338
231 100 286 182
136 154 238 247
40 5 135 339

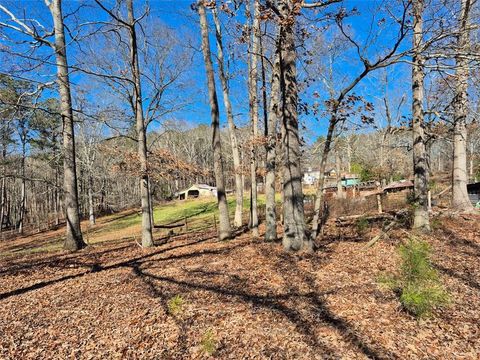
0 0 414 143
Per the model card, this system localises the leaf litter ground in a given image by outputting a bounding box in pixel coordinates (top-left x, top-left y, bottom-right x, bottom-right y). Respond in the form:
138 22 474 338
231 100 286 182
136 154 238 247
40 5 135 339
0 212 479 359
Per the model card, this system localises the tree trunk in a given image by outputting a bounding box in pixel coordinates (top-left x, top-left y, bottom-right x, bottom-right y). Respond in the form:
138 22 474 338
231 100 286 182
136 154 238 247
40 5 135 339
335 146 344 199
54 165 60 226
127 0 154 247
198 2 231 241
311 115 336 239
18 151 26 234
247 0 260 237
265 40 281 242
212 7 243 228
469 142 474 178
278 1 310 251
0 173 5 233
452 0 473 212
88 174 95 225
412 0 430 231
48 0 86 250
346 135 352 173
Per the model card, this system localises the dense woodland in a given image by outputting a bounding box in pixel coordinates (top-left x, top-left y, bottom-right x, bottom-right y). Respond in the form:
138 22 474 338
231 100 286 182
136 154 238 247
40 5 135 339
0 0 480 357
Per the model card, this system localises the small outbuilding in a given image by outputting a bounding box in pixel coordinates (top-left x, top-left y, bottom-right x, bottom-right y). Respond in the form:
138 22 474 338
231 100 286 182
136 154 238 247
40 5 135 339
341 173 360 187
175 184 217 200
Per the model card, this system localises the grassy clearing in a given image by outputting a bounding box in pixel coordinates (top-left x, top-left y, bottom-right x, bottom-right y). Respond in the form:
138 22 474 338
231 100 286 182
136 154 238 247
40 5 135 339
100 195 268 234
0 195 269 257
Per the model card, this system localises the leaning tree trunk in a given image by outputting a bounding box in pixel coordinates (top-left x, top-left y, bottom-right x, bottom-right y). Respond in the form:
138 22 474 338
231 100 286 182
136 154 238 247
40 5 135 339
278 2 311 252
412 0 430 231
452 0 473 212
264 42 281 242
247 0 260 237
311 114 336 240
212 7 243 228
127 0 154 247
48 0 86 250
198 2 231 241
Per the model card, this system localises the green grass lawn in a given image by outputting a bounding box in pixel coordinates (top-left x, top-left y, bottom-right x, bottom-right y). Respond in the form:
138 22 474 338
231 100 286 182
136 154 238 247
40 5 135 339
104 195 267 234
0 195 272 258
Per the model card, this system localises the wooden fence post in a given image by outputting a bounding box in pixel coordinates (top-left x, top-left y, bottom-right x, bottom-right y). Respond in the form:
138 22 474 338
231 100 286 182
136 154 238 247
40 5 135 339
376 193 383 214
427 190 432 212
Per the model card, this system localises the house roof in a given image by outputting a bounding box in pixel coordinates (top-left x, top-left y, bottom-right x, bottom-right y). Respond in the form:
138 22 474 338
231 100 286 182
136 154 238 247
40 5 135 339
383 180 414 191
195 184 217 190
175 183 216 196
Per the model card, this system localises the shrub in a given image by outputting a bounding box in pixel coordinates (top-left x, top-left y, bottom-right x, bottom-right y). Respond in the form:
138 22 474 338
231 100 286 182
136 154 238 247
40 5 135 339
379 237 449 317
400 283 449 317
167 295 184 316
200 329 217 356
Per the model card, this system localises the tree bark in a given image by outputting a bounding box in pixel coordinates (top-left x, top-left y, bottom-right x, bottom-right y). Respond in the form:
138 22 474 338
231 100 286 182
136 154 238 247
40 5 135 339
18 148 26 234
0 152 5 233
265 41 281 242
54 163 60 226
335 145 344 199
247 0 260 237
469 142 474 178
311 115 336 240
212 7 243 228
412 0 430 231
48 0 86 250
452 0 473 212
198 1 231 241
88 174 95 225
278 1 311 252
126 0 154 247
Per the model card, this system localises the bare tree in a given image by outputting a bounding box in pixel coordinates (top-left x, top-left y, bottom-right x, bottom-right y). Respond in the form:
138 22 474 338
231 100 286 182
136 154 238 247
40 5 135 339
276 0 309 251
47 0 87 250
310 2 410 239
212 6 243 228
452 0 474 212
412 0 430 230
247 0 260 237
264 0 341 251
93 0 154 247
265 40 281 242
198 1 231 241
0 0 86 250
126 0 153 246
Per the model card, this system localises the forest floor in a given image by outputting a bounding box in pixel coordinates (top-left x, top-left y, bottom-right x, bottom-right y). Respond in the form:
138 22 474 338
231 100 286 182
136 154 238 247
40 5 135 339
0 200 479 359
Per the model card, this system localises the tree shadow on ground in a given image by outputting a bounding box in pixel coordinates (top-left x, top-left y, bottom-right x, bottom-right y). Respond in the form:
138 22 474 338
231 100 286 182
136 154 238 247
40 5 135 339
127 240 395 359
432 225 480 292
434 263 480 292
438 226 480 256
0 232 225 300
270 248 395 360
